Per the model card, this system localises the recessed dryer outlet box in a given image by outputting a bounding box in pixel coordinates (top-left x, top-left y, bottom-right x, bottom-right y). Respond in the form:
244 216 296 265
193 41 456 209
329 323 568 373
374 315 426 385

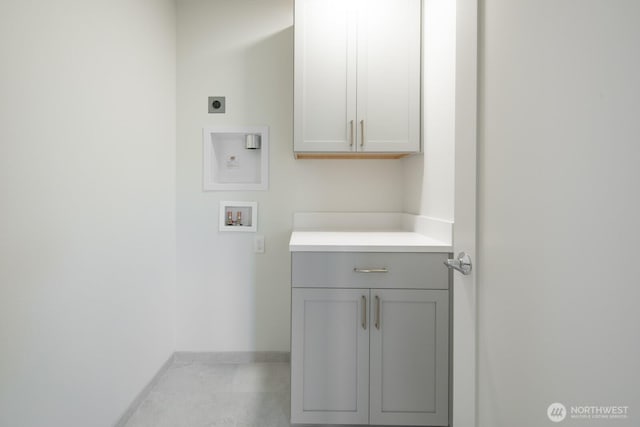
208 96 226 113
203 125 269 191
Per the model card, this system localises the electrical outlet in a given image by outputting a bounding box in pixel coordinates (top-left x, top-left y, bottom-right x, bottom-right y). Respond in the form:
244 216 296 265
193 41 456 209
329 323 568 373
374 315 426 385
208 96 225 113
254 235 265 253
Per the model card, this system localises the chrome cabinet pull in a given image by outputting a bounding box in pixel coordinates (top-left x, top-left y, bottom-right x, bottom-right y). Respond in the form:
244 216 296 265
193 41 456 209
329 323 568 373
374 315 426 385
360 119 365 147
353 267 388 273
361 295 367 330
349 120 354 147
375 295 380 330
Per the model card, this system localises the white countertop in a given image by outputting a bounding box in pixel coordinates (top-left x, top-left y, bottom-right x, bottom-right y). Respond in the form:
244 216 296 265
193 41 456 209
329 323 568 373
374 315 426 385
289 231 452 253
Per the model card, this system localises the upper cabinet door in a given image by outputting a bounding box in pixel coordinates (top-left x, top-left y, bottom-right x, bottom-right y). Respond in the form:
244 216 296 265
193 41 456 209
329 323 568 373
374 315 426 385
357 0 421 152
294 0 357 152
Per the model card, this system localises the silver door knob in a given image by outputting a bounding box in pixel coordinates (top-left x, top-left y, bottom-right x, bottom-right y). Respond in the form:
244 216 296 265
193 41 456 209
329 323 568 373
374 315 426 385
444 252 472 275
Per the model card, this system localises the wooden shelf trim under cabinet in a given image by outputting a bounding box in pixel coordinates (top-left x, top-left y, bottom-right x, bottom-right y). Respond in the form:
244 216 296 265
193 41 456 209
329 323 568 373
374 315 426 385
294 152 415 160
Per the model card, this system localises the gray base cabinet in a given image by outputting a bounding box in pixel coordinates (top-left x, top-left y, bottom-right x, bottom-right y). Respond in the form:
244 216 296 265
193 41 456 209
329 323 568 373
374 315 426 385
291 252 450 426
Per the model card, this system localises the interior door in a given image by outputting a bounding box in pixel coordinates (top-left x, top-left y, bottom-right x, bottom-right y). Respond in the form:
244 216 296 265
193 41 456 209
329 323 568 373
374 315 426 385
451 0 478 426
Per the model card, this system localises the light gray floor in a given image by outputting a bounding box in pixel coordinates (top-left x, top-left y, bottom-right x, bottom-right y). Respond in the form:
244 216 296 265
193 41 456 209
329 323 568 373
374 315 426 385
123 360 291 427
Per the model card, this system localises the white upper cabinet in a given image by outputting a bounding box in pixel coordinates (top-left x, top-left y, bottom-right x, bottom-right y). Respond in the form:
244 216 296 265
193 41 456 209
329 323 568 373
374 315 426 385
294 0 421 157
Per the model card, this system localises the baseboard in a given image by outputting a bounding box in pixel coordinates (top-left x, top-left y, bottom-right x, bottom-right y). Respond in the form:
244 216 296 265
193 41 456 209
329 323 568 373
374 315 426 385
174 351 290 364
112 351 290 426
113 352 175 427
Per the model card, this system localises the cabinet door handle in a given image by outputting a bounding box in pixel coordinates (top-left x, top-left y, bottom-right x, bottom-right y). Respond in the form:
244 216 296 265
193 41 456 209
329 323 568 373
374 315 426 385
375 295 380 330
361 295 367 330
354 267 388 273
360 119 365 147
349 120 354 147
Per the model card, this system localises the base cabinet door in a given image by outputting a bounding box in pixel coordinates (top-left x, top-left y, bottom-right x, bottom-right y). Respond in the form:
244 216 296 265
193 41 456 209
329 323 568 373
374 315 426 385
291 288 370 424
369 289 450 426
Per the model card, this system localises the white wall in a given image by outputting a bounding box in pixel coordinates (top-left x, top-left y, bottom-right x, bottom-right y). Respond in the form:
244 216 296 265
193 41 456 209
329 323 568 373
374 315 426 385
0 1 176 426
478 1 640 426
404 0 456 221
175 0 405 352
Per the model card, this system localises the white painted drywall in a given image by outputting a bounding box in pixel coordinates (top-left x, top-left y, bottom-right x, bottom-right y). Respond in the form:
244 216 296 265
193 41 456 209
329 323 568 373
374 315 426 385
403 0 456 221
0 1 176 426
478 1 640 426
175 0 405 351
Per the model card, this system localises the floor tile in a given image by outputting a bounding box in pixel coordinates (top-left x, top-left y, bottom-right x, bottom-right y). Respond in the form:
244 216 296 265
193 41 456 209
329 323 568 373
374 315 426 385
123 362 291 427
